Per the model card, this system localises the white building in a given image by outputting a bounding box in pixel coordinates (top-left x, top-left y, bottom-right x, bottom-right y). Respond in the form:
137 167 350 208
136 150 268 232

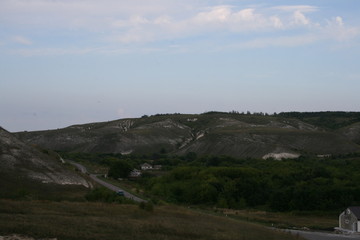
140 163 153 170
129 169 141 178
339 207 360 232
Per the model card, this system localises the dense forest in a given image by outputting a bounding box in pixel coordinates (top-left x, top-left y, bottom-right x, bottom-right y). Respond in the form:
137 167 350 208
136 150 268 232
61 151 360 212
147 156 360 211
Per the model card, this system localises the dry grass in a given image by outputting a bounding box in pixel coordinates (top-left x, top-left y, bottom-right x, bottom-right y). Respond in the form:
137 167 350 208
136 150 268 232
219 208 337 230
0 200 303 240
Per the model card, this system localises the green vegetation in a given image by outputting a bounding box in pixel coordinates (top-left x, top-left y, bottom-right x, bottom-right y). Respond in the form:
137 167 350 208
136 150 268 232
9 115 360 239
108 160 132 179
0 200 301 240
278 111 360 130
85 187 135 204
146 156 360 211
60 150 360 213
217 209 337 230
17 111 360 158
0 172 88 201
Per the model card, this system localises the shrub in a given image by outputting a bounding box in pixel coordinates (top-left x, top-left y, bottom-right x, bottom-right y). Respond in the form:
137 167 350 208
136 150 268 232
85 188 134 204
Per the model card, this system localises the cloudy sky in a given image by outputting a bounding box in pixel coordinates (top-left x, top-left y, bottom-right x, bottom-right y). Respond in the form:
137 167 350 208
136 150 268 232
1 0 360 131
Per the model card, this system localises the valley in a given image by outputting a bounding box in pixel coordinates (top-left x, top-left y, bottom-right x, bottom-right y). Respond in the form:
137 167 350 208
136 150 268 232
1 111 360 240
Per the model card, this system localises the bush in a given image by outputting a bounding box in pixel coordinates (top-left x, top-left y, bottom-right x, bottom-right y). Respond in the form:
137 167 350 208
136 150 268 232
85 188 134 204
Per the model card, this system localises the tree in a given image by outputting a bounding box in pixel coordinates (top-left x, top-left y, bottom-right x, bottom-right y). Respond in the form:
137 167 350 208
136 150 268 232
185 152 197 161
108 160 132 179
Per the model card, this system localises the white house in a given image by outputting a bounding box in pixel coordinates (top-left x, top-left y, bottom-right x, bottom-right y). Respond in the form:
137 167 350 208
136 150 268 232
129 169 141 178
339 207 360 232
140 163 153 170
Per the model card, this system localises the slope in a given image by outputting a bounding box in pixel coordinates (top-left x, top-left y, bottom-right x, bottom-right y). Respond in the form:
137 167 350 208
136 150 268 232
15 112 360 159
0 127 90 199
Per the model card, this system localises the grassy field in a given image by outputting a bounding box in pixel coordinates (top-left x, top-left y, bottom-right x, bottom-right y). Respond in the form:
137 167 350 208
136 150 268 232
0 200 303 240
218 208 338 231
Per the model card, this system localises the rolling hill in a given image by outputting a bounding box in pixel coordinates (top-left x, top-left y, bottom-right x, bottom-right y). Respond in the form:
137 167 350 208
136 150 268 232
15 112 360 159
0 127 91 199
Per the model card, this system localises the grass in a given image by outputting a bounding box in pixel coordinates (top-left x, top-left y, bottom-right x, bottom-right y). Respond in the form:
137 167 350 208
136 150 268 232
0 171 88 201
0 200 303 240
217 208 338 231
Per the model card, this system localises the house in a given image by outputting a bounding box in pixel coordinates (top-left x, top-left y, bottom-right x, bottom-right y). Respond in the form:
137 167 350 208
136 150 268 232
141 163 153 170
129 169 142 178
339 207 360 232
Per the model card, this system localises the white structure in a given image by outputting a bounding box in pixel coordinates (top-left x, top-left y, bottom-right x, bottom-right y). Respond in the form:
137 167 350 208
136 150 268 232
339 207 360 232
129 169 141 178
141 163 153 170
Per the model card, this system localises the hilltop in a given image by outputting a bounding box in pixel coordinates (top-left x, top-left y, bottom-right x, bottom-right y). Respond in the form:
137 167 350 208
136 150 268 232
0 127 90 199
15 111 360 159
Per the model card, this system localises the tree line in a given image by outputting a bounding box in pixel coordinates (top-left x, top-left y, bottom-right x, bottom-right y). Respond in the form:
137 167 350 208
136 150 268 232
59 151 360 212
145 156 360 212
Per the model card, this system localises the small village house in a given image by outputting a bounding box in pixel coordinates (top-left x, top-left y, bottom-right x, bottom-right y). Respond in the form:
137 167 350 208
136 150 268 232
339 207 360 232
140 163 153 170
129 169 141 178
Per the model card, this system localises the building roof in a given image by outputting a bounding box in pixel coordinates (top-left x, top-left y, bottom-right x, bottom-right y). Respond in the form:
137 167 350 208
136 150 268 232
349 207 360 219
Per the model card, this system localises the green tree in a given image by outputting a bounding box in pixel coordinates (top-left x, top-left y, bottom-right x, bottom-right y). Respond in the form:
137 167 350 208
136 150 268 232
185 152 197 161
108 160 132 179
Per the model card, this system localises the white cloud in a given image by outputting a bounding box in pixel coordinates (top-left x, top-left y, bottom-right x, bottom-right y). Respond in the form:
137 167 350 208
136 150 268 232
181 6 285 33
292 11 310 26
270 16 284 29
335 16 344 26
272 5 318 13
105 5 288 44
11 47 102 56
1 1 359 54
194 5 232 23
231 34 319 49
0 0 191 30
1 1 313 33
324 17 359 41
12 36 32 45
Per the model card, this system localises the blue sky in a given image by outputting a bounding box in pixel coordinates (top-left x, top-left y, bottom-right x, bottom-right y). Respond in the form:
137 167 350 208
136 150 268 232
1 0 360 131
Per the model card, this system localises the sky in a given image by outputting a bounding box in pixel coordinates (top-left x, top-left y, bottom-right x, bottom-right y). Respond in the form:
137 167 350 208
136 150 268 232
1 0 360 132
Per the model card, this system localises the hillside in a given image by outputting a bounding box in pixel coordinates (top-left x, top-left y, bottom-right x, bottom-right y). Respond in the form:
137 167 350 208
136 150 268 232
0 127 90 199
15 112 360 159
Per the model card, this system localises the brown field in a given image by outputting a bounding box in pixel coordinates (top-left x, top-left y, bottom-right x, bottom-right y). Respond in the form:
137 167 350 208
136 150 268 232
0 200 303 240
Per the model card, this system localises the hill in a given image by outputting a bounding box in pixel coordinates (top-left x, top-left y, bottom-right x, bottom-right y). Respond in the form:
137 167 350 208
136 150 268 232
0 127 90 199
15 112 360 158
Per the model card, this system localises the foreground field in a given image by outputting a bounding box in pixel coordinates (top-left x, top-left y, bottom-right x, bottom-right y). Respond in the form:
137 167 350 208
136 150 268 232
0 200 302 240
218 209 337 230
